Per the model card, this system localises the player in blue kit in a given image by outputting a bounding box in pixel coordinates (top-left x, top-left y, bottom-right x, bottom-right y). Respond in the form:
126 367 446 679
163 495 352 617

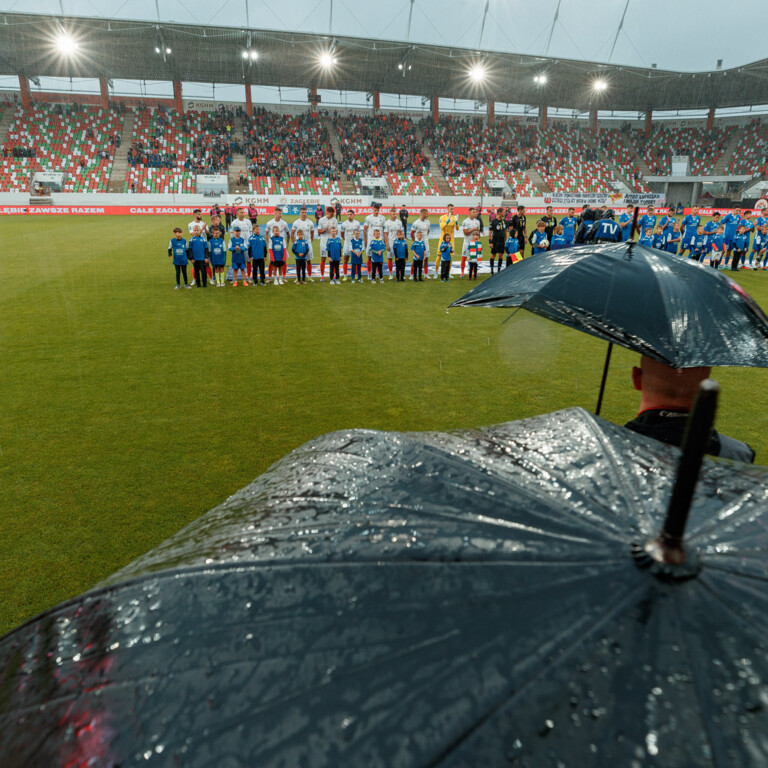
703 212 721 240
229 225 248 286
638 228 654 248
660 207 676 239
208 226 227 286
530 220 550 254
168 227 191 289
248 224 268 286
326 227 343 284
411 231 427 281
269 225 287 285
757 225 768 269
188 227 209 287
709 226 726 269
690 226 707 262
619 205 635 242
350 229 364 283
665 222 681 254
748 225 765 269
550 224 568 251
392 230 409 282
652 225 667 251
679 205 701 257
368 229 386 283
292 230 310 284
730 226 749 271
722 207 741 257
637 206 657 239
560 208 578 244
438 233 453 281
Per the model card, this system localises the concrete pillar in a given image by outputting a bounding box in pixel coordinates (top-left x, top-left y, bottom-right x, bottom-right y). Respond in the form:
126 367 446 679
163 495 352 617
308 86 319 117
590 108 597 134
645 110 652 137
487 100 495 127
173 80 183 114
707 107 714 131
431 96 439 125
245 83 253 117
373 91 380 114
540 105 548 131
19 75 30 110
99 77 109 110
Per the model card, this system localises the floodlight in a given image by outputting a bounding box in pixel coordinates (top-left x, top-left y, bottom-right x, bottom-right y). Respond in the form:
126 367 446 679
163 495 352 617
469 65 486 83
165 47 172 55
398 63 403 70
535 74 548 85
593 78 608 92
242 50 249 59
56 32 78 55
320 52 336 68
250 50 258 61
155 46 161 53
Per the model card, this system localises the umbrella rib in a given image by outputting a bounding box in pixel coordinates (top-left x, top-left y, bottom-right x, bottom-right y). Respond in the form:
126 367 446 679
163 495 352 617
425 577 649 768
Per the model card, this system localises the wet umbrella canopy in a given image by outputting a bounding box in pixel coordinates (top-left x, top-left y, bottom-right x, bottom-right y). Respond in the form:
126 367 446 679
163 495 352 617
2 408 768 766
449 242 768 369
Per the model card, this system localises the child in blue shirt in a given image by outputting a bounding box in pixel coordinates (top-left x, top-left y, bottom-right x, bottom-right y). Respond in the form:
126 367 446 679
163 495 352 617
530 220 550 254
168 227 191 289
505 234 520 265
292 230 310 284
757 225 768 270
350 229 364 283
438 233 453 281
208 226 227 286
269 225 287 285
550 224 567 251
325 227 343 284
709 227 726 269
730 226 749 271
638 228 654 248
393 231 409 282
690 226 707 262
664 222 681 255
411 232 427 281
248 224 268 285
619 205 635 242
748 225 765 269
187 228 209 288
229 226 248 286
652 226 667 252
368 229 386 283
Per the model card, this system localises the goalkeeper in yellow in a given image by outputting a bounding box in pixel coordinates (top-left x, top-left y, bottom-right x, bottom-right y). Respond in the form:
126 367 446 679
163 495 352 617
437 204 459 275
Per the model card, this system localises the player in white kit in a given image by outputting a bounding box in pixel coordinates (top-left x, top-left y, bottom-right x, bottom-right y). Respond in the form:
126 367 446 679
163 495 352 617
264 207 292 281
317 206 339 282
363 202 386 282
339 209 360 282
291 206 316 280
383 207 404 280
410 209 432 279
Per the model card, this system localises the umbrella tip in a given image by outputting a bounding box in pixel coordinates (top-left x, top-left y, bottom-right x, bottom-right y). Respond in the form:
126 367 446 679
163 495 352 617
631 539 701 582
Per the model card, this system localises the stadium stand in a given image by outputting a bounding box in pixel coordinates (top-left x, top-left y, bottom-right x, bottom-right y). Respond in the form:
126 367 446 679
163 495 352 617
727 118 768 177
242 109 340 195
387 171 440 195
629 124 734 175
332 113 432 192
421 116 537 196
0 103 121 192
596 127 651 192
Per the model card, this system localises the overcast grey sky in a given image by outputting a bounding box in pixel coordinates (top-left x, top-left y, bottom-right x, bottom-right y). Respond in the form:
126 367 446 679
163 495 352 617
2 0 767 73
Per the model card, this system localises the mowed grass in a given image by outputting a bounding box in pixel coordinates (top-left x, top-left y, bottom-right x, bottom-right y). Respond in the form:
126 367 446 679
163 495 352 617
2 213 768 636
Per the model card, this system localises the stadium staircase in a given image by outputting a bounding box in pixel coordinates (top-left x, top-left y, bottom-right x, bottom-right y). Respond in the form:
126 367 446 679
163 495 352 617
525 167 552 194
712 126 745 175
583 129 637 192
0 107 14 146
414 125 453 196
322 117 355 194
106 111 135 192
227 115 249 193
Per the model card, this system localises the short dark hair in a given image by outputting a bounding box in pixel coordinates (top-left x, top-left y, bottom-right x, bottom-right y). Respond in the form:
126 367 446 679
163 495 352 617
173 227 182 233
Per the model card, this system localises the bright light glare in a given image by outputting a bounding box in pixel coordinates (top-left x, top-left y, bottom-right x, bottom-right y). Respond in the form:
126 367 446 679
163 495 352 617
56 33 78 55
242 50 249 59
250 50 258 60
155 46 160 53
469 65 486 82
593 78 608 92
165 47 172 55
535 74 548 85
320 52 337 68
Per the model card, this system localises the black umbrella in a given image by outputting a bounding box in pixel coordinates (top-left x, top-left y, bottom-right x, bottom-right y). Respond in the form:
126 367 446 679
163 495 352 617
3 396 768 766
449 241 768 413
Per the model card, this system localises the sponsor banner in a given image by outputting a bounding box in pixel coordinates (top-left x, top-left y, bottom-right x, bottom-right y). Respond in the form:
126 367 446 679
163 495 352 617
623 193 667 206
545 193 612 206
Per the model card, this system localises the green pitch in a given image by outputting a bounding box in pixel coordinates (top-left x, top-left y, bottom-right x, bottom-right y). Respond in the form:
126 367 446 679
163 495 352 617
1 214 767 636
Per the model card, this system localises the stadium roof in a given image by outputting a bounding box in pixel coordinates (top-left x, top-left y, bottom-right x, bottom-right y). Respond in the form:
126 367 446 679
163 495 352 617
3 12 768 113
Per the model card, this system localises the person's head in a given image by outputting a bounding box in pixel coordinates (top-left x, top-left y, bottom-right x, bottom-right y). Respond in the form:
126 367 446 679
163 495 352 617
697 225 704 233
603 209 615 219
717 225 724 233
326 206 335 216
546 206 553 214
372 203 381 214
211 225 221 237
373 228 381 238
672 222 681 231
568 207 575 217
655 225 663 234
647 206 655 214
712 212 721 221
397 229 405 239
274 207 283 220
735 207 742 216
173 227 183 239
626 204 633 213
193 208 202 220
692 205 699 214
419 208 428 220
496 208 503 216
299 205 307 220
236 208 246 219
644 227 652 235
443 232 451 242
517 205 525 213
254 224 260 234
738 225 746 233
192 225 201 236
347 210 355 220
330 226 338 237
555 224 563 235
211 213 221 223
447 204 454 213
416 230 423 240
296 229 304 240
668 206 675 214
536 220 546 232
469 207 477 218
631 355 711 412
390 207 397 218
233 225 241 235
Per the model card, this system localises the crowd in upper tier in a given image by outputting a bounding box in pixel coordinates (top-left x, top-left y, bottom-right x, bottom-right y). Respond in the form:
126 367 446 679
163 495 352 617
0 97 764 195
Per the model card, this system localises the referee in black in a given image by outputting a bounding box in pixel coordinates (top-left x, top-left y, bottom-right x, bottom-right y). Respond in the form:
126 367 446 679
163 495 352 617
489 208 507 274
